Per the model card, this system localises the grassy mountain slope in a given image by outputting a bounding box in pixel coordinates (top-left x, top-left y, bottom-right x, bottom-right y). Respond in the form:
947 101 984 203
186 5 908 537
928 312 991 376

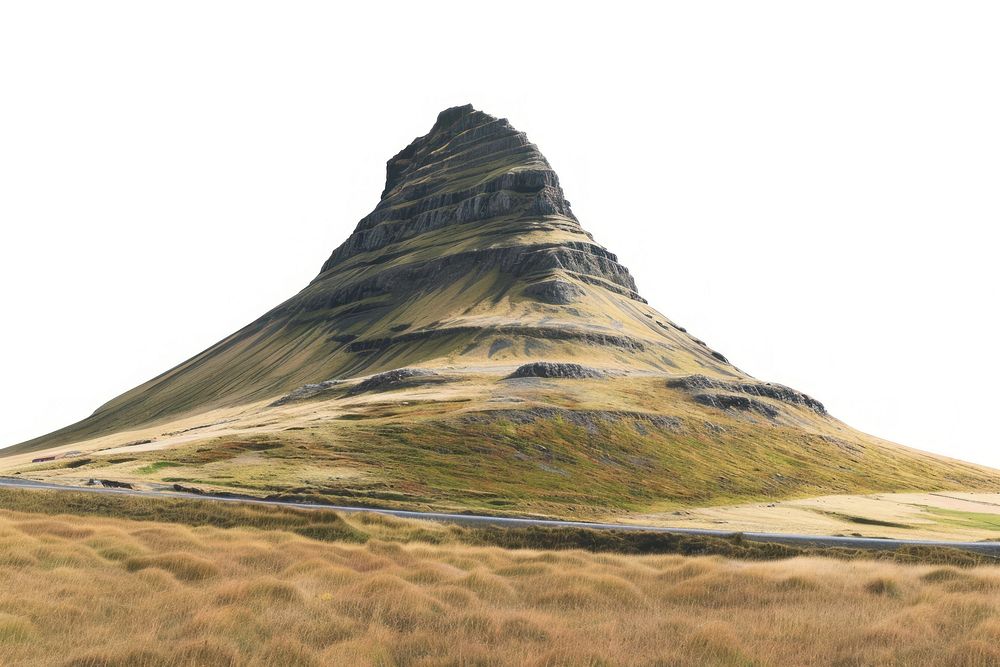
9 105 732 453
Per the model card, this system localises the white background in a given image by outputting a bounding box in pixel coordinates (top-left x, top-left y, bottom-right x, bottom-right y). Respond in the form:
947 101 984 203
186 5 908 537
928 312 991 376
1 2 998 467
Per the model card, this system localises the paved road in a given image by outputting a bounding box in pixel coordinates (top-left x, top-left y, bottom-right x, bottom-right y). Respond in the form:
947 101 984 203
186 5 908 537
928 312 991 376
3 476 1000 556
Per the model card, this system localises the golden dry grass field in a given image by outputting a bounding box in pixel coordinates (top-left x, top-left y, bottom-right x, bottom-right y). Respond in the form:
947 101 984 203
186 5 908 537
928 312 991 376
2 489 1000 666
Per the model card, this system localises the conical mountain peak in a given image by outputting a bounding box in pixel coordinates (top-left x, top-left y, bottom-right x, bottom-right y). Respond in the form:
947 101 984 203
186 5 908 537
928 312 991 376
9 106 999 531
17 105 716 446
326 105 575 276
380 104 534 199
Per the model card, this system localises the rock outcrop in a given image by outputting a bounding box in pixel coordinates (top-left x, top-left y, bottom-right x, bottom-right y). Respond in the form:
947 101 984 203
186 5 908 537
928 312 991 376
667 375 826 414
271 380 343 406
693 393 780 419
524 280 586 305
507 362 607 380
349 368 444 394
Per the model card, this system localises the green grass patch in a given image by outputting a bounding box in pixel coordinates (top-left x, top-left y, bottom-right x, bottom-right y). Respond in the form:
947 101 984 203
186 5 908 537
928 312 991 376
923 506 1000 531
137 461 183 475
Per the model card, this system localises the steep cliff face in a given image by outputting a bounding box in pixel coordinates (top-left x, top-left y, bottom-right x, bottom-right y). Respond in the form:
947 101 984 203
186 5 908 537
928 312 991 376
283 105 649 323
320 105 590 277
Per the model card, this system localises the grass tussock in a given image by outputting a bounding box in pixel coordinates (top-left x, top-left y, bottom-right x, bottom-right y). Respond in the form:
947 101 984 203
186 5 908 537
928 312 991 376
0 488 366 544
3 500 1000 666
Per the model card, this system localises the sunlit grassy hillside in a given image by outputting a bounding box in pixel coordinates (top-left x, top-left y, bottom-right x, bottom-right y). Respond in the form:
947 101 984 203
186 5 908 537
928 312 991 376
6 374 998 522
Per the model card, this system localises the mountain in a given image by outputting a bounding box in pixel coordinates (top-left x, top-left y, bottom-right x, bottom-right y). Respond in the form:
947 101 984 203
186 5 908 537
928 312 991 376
4 105 998 518
10 104 734 447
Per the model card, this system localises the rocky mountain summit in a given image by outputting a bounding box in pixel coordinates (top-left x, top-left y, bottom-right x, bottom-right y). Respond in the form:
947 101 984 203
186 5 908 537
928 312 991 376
6 105 998 517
